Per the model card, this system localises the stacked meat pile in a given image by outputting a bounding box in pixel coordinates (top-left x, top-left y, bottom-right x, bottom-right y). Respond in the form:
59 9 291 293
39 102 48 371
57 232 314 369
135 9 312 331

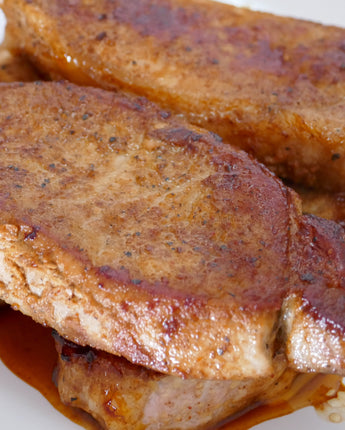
1 1 345 429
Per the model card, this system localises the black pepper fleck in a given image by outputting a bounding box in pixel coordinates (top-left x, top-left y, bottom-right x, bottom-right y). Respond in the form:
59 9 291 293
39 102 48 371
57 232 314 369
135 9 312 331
131 279 142 285
61 354 71 362
300 272 315 283
86 350 96 363
160 111 170 119
96 31 107 41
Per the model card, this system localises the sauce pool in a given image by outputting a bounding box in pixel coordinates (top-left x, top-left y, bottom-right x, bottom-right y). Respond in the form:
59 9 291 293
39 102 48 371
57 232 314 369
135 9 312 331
0 306 101 430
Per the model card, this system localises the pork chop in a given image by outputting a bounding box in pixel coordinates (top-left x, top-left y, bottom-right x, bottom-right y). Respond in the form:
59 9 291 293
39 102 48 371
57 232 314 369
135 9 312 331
0 82 345 380
4 0 345 190
53 332 295 430
54 182 345 429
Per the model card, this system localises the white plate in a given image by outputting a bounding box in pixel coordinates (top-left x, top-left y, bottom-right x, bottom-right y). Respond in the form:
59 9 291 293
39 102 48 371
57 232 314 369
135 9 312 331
0 0 345 429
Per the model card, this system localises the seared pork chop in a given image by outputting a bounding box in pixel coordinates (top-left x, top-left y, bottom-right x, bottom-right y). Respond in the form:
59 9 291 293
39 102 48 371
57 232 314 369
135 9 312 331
4 0 345 190
55 180 345 430
54 333 295 430
0 82 345 380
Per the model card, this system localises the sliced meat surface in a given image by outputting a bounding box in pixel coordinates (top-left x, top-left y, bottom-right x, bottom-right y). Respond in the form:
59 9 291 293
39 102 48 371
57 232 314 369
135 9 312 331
4 0 345 190
0 82 345 379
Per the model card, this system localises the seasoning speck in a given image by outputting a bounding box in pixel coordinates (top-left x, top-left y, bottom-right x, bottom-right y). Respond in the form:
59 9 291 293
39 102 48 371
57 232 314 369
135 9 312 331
131 279 142 285
300 272 315 282
96 31 107 41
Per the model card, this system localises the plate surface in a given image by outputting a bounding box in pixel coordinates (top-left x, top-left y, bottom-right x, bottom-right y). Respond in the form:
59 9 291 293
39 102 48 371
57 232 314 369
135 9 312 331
0 0 345 429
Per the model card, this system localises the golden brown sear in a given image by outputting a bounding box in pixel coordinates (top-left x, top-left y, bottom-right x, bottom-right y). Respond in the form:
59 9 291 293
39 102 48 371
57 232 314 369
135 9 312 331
4 0 345 190
0 82 345 381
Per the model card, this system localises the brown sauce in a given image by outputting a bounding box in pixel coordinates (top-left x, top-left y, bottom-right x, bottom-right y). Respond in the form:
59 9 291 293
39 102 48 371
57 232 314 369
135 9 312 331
0 306 101 430
0 306 343 430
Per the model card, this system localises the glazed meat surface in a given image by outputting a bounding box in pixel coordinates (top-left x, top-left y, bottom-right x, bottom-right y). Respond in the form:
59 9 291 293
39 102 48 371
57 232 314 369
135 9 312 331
54 333 295 430
1 82 345 379
4 0 345 190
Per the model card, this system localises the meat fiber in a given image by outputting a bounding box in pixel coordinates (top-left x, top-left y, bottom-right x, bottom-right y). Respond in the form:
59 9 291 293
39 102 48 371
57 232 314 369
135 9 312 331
4 0 345 190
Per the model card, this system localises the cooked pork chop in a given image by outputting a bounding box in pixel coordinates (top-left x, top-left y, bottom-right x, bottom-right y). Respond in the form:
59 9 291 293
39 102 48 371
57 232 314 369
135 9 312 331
53 333 295 430
0 82 345 380
4 0 345 190
53 181 345 430
54 182 345 430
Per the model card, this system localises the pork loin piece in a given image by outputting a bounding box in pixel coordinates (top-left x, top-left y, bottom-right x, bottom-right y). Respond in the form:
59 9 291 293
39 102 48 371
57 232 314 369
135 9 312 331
0 82 345 379
4 0 345 190
54 333 295 430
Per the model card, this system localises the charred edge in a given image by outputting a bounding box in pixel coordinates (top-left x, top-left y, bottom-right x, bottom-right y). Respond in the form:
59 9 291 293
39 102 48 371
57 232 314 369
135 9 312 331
24 225 40 241
52 329 97 363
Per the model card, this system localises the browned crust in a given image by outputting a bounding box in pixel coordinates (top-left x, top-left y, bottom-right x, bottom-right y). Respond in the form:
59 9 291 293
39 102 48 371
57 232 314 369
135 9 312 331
4 0 345 190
